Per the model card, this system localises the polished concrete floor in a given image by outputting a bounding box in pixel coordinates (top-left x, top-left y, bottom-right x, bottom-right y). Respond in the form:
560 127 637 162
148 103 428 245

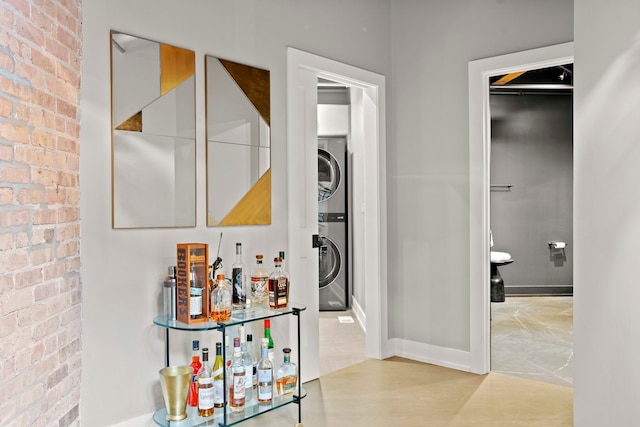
491 296 573 387
239 302 573 426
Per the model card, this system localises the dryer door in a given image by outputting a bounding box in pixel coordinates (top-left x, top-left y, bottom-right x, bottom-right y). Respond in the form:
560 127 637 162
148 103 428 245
318 148 341 202
318 235 341 289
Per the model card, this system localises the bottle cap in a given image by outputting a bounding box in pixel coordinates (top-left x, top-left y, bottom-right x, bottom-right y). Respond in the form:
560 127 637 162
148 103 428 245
190 287 203 296
264 319 270 328
283 347 291 354
233 337 240 347
256 254 263 260
192 340 200 351
217 274 225 280
247 334 253 342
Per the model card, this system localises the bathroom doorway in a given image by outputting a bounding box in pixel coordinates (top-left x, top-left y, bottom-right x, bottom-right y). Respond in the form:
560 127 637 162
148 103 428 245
488 65 574 386
468 42 574 375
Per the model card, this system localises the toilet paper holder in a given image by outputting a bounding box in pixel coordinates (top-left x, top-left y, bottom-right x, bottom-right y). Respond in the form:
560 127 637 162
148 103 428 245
548 241 567 256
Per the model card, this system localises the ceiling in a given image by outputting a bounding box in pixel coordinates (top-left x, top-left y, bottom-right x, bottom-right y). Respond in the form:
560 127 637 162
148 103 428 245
490 63 573 94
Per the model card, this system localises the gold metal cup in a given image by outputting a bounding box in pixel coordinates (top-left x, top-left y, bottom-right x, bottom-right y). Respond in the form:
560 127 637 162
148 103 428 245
159 365 193 421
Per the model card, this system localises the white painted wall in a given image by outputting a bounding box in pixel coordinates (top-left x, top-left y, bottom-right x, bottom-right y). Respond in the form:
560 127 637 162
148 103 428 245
80 1 390 425
574 1 640 425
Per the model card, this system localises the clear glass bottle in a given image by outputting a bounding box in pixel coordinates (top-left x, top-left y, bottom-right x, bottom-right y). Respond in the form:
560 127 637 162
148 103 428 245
190 265 203 319
268 257 289 309
250 255 269 305
275 348 297 396
232 243 248 309
188 340 202 407
210 274 232 322
257 338 273 404
230 337 245 412
212 342 225 409
247 334 258 394
239 325 255 404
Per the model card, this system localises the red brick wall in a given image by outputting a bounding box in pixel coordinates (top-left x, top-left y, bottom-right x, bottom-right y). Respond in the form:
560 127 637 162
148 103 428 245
0 0 82 426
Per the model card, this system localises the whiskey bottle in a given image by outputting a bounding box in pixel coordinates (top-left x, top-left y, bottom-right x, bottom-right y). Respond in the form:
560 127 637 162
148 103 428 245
250 255 269 305
232 243 247 309
189 266 203 319
210 274 232 322
257 338 273 404
268 257 289 309
275 348 298 396
230 337 245 412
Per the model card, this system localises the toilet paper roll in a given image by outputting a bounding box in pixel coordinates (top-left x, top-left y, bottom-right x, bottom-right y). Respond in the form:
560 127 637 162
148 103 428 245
551 242 566 249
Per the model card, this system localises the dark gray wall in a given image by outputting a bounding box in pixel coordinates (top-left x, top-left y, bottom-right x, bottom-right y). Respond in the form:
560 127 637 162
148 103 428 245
490 93 573 293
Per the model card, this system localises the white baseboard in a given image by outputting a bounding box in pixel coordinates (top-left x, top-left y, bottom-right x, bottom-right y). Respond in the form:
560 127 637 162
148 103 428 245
388 338 473 373
350 296 366 332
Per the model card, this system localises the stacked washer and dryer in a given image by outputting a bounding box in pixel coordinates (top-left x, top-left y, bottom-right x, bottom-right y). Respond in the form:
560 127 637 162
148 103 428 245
318 137 349 311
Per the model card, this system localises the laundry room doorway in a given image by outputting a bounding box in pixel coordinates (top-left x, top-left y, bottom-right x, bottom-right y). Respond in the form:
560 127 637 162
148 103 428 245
287 48 389 382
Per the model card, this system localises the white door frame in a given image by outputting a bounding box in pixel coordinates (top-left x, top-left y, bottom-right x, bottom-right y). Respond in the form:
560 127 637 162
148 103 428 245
287 47 388 382
468 42 574 374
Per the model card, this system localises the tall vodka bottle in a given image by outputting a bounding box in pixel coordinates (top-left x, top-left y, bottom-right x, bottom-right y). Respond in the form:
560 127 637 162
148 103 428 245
232 243 247 309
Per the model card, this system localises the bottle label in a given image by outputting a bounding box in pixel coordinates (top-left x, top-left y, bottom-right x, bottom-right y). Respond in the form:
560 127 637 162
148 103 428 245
190 295 202 316
245 366 253 388
233 373 245 399
232 267 246 304
198 386 214 410
213 379 224 405
257 368 272 383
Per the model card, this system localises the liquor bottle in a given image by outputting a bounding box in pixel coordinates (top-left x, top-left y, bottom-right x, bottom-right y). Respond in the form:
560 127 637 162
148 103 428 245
275 348 298 396
190 265 204 319
232 243 247 309
230 337 245 412
250 255 269 305
239 326 255 404
268 257 289 309
257 338 273 404
210 274 232 322
197 351 214 418
247 334 258 394
264 319 275 363
188 340 202 406
212 342 225 408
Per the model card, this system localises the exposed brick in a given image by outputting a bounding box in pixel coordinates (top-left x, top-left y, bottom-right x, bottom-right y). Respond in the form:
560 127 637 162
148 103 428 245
5 0 29 18
31 88 56 111
0 122 30 144
31 316 59 341
29 246 54 265
32 129 56 149
0 5 14 28
31 227 55 245
14 231 28 247
59 338 79 362
31 7 54 35
0 97 13 117
56 99 77 119
56 240 77 258
31 168 57 186
17 188 44 204
65 154 78 172
0 165 30 183
0 274 15 294
15 61 46 90
0 187 13 204
33 280 57 301
18 381 44 409
55 224 78 241
16 303 42 328
0 313 18 338
64 188 78 204
30 342 45 364
57 136 78 154
0 249 29 272
45 186 66 204
0 209 29 227
56 63 80 87
57 207 77 223
0 143 14 161
59 305 80 327
16 16 45 47
0 75 30 102
0 397 17 427
0 233 13 250
15 268 43 290
47 365 68 389
1 288 33 315
32 209 57 225
58 403 78 427
15 104 45 127
0 50 15 73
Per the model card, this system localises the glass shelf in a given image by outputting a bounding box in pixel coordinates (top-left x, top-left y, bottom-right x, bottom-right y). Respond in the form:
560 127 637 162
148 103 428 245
154 304 306 331
152 390 306 427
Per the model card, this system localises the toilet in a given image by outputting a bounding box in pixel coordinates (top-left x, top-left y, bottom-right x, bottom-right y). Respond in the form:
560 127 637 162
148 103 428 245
490 251 514 302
